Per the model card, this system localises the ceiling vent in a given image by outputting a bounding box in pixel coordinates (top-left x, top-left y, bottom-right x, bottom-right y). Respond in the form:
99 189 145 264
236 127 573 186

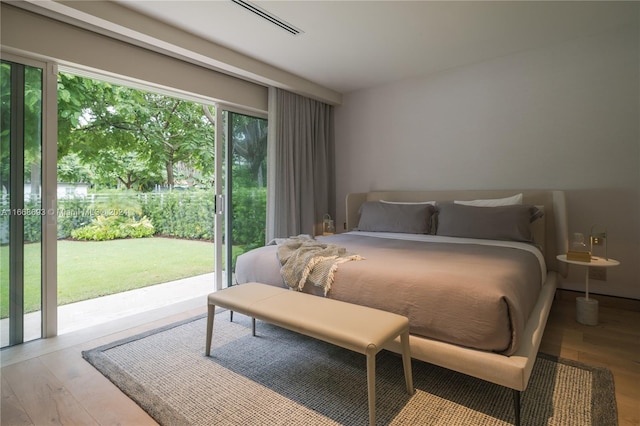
231 0 303 35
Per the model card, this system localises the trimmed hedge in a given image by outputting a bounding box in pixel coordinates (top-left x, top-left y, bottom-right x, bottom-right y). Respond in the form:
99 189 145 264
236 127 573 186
57 197 97 239
11 188 266 249
140 188 266 248
0 199 43 244
141 190 216 240
230 187 266 249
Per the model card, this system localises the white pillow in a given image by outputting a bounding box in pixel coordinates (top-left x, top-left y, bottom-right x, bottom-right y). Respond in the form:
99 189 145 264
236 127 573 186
454 193 523 207
380 200 436 205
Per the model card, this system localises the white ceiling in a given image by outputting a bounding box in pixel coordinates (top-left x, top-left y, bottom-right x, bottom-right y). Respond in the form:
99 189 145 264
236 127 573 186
105 1 636 94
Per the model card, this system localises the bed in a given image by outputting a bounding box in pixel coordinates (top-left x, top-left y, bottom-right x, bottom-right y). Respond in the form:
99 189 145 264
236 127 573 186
235 189 568 425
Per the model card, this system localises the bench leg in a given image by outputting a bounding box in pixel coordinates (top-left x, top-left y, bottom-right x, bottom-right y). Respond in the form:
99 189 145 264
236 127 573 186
366 351 376 426
229 310 255 336
400 331 414 395
205 304 215 356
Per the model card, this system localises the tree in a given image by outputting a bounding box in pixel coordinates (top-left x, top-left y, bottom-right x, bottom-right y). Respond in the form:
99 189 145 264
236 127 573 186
1 62 44 198
136 93 215 187
1 62 11 193
231 113 267 188
57 153 91 184
57 73 215 189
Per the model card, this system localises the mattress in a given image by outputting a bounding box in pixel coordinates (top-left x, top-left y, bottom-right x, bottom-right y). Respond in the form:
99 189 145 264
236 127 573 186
235 231 546 355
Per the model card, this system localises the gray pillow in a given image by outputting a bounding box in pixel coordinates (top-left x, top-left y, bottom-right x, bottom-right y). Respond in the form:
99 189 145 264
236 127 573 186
357 201 435 234
436 203 543 242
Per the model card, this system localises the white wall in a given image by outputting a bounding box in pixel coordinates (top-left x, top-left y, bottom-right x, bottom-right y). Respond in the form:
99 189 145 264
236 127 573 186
334 24 639 299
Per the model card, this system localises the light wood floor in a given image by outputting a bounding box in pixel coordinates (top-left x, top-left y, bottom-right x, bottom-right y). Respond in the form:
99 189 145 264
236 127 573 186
1 291 639 426
539 291 640 426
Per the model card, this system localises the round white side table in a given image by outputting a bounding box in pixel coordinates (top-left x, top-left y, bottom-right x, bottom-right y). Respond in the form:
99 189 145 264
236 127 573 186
556 254 620 326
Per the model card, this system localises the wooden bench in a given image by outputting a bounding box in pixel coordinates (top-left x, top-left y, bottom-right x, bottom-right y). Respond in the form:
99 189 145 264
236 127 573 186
205 282 414 426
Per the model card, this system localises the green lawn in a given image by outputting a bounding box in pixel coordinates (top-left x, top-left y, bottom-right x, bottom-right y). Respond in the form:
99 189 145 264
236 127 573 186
1 237 243 318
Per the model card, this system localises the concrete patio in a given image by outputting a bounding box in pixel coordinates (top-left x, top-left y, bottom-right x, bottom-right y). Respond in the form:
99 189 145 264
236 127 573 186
1 272 216 347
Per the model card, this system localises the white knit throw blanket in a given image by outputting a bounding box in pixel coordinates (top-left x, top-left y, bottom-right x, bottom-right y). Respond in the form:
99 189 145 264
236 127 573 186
273 235 364 295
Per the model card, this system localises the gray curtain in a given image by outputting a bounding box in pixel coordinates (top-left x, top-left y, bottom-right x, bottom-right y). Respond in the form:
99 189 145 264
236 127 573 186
266 87 335 241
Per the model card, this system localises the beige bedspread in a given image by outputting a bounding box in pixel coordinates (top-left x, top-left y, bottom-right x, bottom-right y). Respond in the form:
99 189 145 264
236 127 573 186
235 232 544 355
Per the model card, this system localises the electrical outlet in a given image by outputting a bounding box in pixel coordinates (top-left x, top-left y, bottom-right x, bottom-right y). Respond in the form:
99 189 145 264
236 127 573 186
589 267 607 281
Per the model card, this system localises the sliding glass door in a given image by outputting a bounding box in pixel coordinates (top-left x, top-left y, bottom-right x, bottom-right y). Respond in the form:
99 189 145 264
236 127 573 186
1 58 54 347
0 56 265 345
214 108 267 289
0 54 271 343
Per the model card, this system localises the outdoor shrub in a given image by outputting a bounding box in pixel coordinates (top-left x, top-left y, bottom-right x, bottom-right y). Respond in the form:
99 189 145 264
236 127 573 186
1 198 89 243
141 190 215 240
57 191 146 239
23 199 42 243
57 197 95 239
71 215 154 241
93 189 144 218
59 187 266 246
231 187 266 248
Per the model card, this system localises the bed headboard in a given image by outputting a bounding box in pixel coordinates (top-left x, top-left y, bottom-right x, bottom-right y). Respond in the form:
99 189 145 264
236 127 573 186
345 190 568 274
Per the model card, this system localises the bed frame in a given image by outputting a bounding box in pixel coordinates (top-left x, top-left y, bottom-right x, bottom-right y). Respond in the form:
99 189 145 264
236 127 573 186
345 190 568 426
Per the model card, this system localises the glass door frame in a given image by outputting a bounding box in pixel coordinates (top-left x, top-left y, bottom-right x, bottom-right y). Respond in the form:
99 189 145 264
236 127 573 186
213 103 267 290
1 52 58 342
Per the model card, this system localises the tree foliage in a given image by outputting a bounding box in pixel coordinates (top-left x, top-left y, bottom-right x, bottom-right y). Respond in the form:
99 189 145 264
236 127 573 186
231 113 267 188
3 69 270 248
1 62 11 190
1 62 43 195
57 73 215 189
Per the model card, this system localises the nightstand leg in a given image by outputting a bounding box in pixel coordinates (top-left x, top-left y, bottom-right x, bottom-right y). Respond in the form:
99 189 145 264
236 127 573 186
584 268 589 300
578 266 598 325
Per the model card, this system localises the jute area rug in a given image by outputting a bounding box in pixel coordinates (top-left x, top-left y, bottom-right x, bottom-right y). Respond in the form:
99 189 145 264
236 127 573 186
83 312 617 426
